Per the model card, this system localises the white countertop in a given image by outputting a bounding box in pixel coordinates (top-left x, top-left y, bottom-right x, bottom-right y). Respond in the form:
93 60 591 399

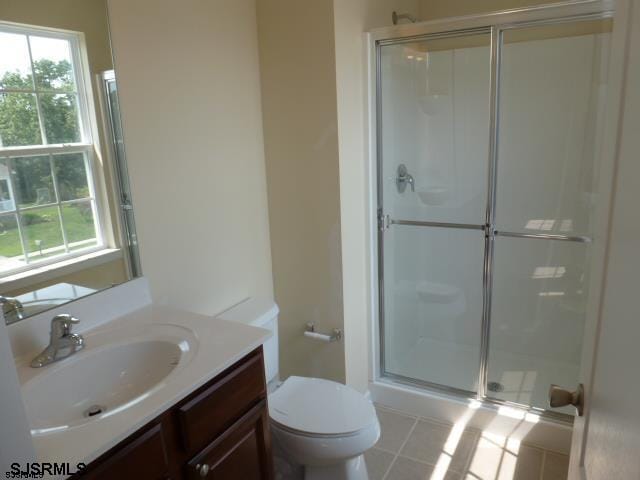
14 304 271 477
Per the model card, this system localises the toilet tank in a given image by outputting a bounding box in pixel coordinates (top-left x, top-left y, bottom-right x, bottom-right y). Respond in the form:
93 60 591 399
216 298 279 383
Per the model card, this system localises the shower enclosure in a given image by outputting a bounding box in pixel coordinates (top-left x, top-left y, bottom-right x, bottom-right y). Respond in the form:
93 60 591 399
373 1 614 419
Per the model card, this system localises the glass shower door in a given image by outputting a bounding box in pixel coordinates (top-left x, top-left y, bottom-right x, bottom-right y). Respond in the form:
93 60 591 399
376 8 615 418
486 19 613 412
378 32 491 393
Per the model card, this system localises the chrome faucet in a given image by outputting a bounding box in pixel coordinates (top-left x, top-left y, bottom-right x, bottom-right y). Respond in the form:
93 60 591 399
31 314 84 368
0 295 24 324
396 164 415 193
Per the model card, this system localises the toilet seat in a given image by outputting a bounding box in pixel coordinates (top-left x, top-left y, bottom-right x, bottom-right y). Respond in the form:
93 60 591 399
271 422 367 439
269 376 377 437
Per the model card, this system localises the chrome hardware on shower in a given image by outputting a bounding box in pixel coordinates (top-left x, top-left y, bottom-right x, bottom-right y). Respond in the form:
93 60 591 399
392 11 418 25
378 210 391 232
549 383 584 416
396 164 415 193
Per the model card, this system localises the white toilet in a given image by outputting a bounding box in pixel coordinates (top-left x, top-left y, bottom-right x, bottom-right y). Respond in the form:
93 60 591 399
217 298 380 480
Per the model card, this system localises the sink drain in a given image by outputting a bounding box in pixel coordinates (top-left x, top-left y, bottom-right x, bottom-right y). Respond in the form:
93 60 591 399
84 405 106 418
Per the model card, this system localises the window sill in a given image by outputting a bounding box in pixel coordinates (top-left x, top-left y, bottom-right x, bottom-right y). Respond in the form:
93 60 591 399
0 248 123 293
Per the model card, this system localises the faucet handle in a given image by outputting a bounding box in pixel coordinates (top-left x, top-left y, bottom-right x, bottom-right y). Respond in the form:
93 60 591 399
396 164 416 194
51 314 80 338
0 295 24 313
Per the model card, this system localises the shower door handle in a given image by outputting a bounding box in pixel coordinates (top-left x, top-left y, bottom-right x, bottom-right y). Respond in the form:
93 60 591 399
549 383 584 416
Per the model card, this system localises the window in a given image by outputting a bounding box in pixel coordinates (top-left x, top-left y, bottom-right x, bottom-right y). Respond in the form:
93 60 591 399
0 24 103 276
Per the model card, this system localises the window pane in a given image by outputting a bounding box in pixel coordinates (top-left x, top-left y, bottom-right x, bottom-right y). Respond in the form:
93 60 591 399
11 156 55 208
30 36 76 92
0 93 42 146
21 206 65 262
54 153 90 200
0 212 26 272
0 32 32 90
61 201 97 251
40 93 81 144
0 160 16 212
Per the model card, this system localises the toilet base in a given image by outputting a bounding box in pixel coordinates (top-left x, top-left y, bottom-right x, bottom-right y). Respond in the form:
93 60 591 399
304 455 369 480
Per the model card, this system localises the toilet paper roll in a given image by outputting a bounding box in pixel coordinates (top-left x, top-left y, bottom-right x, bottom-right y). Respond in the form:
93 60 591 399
304 331 334 343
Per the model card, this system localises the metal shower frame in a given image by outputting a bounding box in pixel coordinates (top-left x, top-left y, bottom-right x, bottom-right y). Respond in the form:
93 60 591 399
369 0 614 423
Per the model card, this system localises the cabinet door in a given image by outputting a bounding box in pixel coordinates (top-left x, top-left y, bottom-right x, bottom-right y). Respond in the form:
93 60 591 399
78 423 169 480
178 349 266 453
185 401 273 480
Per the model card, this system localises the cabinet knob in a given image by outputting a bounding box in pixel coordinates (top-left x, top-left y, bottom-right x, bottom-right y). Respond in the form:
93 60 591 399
196 464 210 477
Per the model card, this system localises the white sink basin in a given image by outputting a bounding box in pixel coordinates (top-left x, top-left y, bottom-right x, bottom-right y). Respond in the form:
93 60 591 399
20 324 197 435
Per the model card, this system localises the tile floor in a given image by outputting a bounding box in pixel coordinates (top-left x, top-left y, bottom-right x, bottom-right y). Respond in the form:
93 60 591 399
367 405 570 480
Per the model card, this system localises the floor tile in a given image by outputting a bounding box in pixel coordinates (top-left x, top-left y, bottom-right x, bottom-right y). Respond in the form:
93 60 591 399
465 435 505 479
375 406 417 453
400 419 479 473
386 457 434 480
513 445 544 480
368 404 568 480
365 448 395 480
543 452 569 480
386 456 461 480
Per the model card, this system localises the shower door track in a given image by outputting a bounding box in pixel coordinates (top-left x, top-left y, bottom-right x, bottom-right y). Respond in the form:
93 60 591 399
372 1 614 424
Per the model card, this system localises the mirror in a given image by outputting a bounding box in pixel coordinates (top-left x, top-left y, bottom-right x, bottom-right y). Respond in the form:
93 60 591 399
0 0 141 324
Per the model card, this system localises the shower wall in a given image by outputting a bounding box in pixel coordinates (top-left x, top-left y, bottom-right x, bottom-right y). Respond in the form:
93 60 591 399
380 28 610 411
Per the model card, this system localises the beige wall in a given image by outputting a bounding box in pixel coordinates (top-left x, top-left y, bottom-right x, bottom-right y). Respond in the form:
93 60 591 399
256 0 345 382
107 0 273 316
333 0 418 392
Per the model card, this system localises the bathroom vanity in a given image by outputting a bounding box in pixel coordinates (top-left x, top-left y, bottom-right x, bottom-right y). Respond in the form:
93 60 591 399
8 280 275 480
75 347 273 480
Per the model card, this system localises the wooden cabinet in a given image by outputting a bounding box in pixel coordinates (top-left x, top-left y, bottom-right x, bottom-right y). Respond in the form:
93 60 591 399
74 348 273 480
178 352 266 454
185 402 272 480
79 424 169 480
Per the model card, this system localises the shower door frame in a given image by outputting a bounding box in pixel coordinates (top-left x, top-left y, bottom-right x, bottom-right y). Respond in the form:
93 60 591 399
369 0 614 422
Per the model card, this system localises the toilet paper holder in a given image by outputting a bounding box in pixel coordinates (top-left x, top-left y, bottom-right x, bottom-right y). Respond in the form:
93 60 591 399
304 322 342 343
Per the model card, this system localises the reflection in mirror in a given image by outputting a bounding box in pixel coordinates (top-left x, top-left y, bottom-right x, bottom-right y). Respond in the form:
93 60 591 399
0 0 141 323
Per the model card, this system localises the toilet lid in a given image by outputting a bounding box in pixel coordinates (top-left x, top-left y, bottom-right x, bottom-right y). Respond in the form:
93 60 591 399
269 376 377 436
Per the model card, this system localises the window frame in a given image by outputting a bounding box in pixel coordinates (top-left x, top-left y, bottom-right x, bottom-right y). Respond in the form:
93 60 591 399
0 21 109 278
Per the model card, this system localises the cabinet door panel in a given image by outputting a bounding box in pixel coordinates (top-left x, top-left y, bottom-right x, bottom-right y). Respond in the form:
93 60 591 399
178 350 266 453
186 401 273 480
80 423 168 480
